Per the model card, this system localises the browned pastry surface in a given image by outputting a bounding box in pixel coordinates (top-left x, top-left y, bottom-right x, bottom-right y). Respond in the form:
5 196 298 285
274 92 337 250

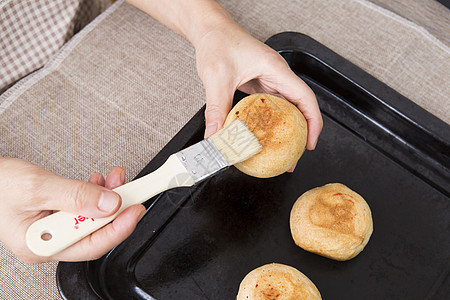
224 93 307 178
236 263 321 300
290 183 373 261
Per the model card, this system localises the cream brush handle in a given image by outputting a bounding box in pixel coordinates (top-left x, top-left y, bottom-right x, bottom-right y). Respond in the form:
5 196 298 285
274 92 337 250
26 154 194 257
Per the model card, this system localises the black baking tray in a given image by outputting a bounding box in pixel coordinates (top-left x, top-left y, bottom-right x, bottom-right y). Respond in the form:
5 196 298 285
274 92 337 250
57 32 450 300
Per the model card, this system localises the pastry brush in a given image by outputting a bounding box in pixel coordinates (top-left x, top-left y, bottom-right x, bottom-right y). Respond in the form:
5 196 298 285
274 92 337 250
26 119 262 257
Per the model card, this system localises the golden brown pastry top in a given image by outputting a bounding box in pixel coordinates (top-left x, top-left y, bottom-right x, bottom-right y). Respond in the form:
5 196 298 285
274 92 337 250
290 183 373 261
224 93 307 178
252 269 307 299
308 189 361 237
236 95 286 150
236 263 321 300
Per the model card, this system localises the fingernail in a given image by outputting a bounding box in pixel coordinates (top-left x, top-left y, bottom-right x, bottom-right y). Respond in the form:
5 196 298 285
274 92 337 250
308 138 318 151
287 163 297 173
98 190 120 213
120 169 125 183
137 207 146 222
205 123 218 138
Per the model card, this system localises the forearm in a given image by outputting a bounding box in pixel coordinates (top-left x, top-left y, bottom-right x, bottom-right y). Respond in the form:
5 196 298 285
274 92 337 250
125 0 239 47
125 0 322 148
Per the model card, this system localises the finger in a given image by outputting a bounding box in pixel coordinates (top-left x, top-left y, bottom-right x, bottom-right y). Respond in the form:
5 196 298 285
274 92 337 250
105 167 125 190
202 75 234 138
43 176 121 218
273 68 323 150
53 204 146 262
88 173 105 186
287 162 297 173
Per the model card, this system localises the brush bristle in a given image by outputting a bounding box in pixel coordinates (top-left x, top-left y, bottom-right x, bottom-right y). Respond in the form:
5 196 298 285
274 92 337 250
208 119 262 166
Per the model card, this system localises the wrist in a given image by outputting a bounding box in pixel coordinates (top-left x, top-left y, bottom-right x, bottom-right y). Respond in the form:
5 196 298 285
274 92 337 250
126 0 238 49
185 5 237 48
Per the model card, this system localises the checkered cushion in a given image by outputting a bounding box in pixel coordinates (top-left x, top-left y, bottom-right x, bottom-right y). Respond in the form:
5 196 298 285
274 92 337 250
0 0 110 94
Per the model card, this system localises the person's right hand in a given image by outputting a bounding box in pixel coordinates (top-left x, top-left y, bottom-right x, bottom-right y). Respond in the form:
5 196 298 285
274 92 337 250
0 158 146 264
195 23 322 151
124 0 323 153
193 22 322 174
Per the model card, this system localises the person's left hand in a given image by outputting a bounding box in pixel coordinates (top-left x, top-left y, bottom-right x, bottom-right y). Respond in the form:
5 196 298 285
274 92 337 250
0 159 146 264
194 22 323 159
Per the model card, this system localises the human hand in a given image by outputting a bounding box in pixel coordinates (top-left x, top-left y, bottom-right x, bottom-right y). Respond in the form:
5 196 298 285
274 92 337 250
194 23 323 154
0 158 146 263
125 0 322 172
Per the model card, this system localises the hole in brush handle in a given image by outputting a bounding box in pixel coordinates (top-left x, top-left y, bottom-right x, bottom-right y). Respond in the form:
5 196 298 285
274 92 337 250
40 232 53 241
26 211 115 257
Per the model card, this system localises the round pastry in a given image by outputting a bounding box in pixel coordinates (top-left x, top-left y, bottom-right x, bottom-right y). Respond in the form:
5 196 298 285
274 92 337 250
236 263 321 300
223 93 308 178
290 183 373 261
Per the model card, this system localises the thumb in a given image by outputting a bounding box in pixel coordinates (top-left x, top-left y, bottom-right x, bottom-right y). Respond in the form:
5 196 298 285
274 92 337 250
203 80 234 139
45 177 121 218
